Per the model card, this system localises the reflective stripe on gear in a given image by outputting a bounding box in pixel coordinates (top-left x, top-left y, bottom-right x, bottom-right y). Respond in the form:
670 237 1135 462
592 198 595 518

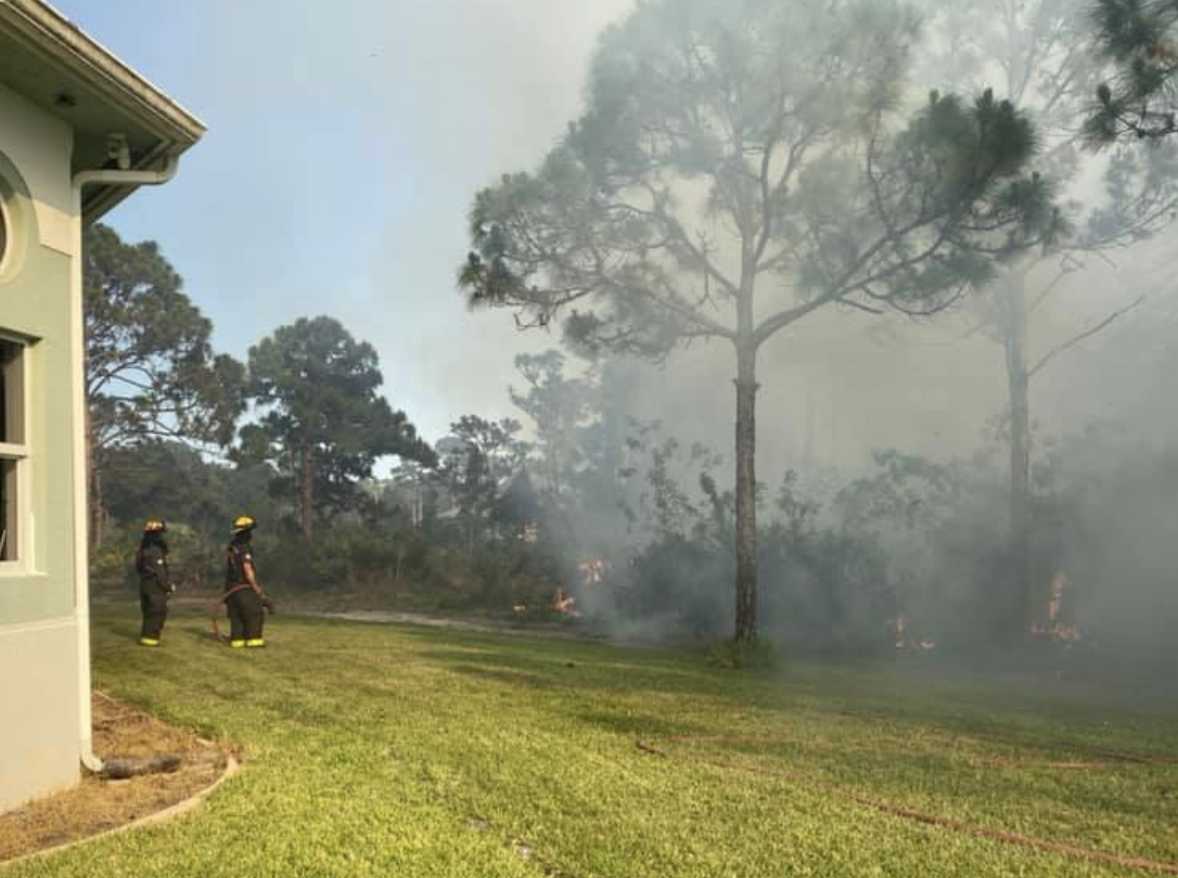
230 639 246 648
245 638 265 648
139 637 160 646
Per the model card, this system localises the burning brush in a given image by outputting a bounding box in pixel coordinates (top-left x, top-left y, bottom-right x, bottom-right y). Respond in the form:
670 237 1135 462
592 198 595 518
1031 571 1082 644
551 587 581 618
889 616 936 652
577 558 610 586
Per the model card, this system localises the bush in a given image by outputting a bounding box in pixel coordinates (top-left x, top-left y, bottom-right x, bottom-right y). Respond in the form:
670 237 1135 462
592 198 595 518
619 534 732 642
758 522 894 653
91 536 137 593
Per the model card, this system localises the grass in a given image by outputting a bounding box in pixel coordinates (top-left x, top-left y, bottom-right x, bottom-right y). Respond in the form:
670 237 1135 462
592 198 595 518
5 607 1177 878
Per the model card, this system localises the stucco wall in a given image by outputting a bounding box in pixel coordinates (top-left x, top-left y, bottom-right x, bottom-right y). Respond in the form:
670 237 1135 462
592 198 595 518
0 620 80 811
0 79 82 808
0 82 74 258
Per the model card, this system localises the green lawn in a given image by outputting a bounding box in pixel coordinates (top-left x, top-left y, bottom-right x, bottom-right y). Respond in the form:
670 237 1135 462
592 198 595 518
8 608 1177 878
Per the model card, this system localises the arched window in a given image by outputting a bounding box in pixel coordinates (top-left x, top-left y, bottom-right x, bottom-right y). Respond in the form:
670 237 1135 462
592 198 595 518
0 196 8 273
0 155 31 281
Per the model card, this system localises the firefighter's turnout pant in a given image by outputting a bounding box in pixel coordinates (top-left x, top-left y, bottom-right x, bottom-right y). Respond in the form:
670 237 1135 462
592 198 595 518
227 588 265 648
139 587 168 643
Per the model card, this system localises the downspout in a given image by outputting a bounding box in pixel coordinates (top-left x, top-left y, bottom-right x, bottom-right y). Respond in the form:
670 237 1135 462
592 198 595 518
70 151 181 773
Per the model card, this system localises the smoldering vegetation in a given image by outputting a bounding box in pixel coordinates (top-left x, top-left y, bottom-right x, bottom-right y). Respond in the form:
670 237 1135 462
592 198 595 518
464 323 1178 688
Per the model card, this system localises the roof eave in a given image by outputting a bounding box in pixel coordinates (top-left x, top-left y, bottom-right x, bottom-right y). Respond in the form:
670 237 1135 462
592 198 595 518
0 0 206 147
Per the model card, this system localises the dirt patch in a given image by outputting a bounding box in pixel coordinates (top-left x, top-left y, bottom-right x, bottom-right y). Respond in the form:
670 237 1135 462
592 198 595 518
0 692 233 864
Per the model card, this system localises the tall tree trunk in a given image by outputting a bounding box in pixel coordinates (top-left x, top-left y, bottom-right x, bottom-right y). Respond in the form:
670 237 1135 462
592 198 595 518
86 417 104 548
91 466 105 549
299 440 314 540
734 342 759 643
1003 275 1032 639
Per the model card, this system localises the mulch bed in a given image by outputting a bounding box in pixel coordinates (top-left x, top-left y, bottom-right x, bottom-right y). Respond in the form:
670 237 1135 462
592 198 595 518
0 692 233 864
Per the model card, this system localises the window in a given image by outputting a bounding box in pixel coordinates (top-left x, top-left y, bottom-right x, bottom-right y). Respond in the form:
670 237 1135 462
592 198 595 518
0 338 27 564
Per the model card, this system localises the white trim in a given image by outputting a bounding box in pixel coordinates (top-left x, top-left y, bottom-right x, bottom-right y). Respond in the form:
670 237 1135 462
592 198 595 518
0 193 11 275
68 183 93 771
0 456 29 571
0 615 73 636
0 335 31 569
0 564 46 579
22 331 33 568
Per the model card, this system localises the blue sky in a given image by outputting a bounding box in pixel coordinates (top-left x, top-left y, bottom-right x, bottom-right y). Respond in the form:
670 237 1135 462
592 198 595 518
58 0 634 442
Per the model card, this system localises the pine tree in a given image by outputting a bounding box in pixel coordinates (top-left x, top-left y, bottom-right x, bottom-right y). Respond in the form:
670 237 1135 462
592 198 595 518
460 0 1059 643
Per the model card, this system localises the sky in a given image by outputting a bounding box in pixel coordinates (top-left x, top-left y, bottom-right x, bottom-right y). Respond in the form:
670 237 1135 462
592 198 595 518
56 0 634 442
55 0 1165 476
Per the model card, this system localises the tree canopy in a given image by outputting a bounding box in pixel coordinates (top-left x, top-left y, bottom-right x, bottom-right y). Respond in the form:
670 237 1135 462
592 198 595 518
84 224 245 454
1088 0 1178 142
509 351 593 497
462 0 1060 351
240 316 436 538
436 415 529 546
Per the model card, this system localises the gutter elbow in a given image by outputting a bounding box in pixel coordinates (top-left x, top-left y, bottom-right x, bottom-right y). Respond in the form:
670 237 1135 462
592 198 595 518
72 149 182 193
81 747 104 774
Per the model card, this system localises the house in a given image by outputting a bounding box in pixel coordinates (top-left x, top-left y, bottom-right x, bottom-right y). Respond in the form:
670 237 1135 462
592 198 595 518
0 0 203 812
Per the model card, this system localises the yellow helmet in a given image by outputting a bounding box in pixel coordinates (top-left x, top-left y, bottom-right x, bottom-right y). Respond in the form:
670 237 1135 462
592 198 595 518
232 515 256 535
143 518 167 533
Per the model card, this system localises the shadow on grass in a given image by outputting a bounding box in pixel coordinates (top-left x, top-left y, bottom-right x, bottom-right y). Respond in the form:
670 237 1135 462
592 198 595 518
177 625 224 647
444 664 565 691
103 621 142 644
574 709 707 741
418 645 729 691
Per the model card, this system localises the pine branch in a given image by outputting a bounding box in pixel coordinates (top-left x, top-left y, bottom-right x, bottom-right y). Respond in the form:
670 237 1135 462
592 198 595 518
1028 295 1145 378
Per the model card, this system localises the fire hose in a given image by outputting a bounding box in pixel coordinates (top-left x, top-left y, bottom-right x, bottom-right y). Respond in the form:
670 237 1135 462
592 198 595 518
209 584 275 645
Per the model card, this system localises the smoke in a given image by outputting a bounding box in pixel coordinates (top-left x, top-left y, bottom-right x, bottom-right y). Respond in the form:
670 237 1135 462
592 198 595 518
468 0 1178 677
526 303 1178 678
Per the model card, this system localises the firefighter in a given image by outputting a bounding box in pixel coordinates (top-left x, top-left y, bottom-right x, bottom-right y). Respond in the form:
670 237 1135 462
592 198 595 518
224 515 269 648
136 519 174 646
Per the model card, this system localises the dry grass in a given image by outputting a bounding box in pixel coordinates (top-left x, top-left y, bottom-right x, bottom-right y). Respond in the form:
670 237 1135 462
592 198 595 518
0 691 231 863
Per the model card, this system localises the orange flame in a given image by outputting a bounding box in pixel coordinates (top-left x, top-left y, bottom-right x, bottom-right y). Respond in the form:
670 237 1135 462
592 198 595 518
577 558 609 586
551 588 581 618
